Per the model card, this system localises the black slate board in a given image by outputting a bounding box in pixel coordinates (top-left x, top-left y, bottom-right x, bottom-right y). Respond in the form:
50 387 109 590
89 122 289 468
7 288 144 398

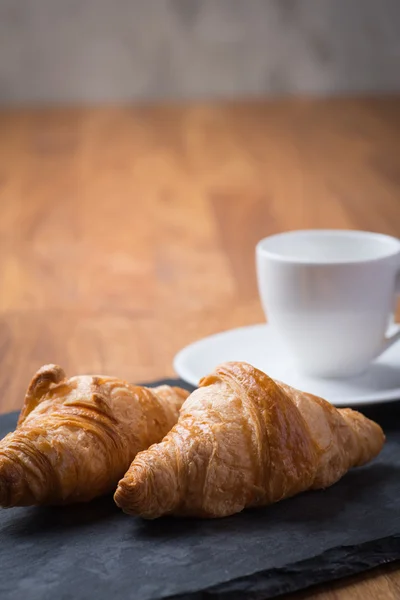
1 379 400 600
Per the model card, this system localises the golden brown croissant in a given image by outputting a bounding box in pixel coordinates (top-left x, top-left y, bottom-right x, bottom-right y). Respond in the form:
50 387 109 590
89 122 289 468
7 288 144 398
114 361 385 519
0 364 189 507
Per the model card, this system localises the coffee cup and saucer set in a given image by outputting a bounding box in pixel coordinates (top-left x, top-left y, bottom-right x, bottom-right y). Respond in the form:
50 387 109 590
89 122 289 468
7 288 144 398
174 230 400 407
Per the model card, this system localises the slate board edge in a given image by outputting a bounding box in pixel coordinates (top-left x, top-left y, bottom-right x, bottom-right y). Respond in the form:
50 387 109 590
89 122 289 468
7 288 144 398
165 535 400 600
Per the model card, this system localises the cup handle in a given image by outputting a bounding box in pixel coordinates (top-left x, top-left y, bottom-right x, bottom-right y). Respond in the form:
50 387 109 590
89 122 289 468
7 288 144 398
382 269 400 352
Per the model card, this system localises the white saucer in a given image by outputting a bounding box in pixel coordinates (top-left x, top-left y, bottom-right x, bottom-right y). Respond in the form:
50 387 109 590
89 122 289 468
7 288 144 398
173 324 400 407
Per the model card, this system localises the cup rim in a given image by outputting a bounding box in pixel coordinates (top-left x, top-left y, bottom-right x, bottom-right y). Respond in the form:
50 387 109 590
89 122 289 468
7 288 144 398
256 229 400 265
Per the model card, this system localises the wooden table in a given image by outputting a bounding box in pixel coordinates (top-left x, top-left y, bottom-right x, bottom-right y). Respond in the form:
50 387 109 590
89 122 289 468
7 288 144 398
0 97 399 598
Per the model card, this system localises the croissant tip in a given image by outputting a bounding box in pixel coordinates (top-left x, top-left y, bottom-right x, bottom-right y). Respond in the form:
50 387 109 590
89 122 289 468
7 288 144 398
36 363 66 378
114 451 180 519
114 480 138 515
114 468 155 516
29 364 66 394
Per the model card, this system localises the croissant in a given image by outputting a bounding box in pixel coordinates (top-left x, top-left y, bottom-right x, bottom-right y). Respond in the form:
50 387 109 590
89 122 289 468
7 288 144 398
0 364 189 507
115 361 385 519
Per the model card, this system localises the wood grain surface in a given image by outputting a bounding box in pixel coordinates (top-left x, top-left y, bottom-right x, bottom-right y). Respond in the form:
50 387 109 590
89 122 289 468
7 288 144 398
0 97 400 599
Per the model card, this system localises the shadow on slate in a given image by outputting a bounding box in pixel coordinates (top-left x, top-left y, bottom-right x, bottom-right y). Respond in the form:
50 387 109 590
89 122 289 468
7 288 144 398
0 378 400 600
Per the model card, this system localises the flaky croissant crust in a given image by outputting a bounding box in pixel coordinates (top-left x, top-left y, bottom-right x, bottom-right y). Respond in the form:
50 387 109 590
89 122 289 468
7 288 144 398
115 362 385 518
0 364 188 507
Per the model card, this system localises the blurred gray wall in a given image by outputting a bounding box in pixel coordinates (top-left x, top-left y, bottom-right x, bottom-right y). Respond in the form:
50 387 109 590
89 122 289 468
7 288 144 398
0 0 399 105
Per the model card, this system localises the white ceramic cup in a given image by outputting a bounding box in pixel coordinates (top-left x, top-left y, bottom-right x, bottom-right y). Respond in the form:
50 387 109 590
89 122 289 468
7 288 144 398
256 230 400 378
